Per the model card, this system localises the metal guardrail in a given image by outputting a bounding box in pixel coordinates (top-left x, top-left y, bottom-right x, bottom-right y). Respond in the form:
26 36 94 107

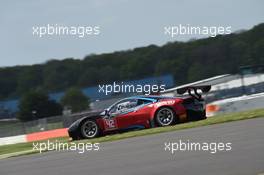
0 111 101 138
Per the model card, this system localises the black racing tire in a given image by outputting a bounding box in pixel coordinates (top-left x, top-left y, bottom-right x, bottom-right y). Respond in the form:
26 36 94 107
80 120 100 139
154 107 177 127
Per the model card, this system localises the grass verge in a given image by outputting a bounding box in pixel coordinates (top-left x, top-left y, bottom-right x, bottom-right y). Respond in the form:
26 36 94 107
0 108 264 159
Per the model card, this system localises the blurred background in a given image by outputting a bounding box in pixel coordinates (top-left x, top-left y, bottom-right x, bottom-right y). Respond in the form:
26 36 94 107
0 0 263 138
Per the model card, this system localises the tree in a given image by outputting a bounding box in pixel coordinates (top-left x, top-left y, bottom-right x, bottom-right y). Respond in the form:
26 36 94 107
18 90 62 121
0 23 264 100
60 87 90 113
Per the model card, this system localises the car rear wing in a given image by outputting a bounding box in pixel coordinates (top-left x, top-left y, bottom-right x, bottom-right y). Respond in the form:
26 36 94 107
176 85 211 100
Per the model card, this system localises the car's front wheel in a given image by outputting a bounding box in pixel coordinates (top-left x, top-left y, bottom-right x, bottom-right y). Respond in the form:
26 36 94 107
80 120 100 139
155 107 176 126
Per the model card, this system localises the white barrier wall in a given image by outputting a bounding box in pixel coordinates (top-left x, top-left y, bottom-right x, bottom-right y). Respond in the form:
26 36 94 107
207 92 264 116
0 135 26 146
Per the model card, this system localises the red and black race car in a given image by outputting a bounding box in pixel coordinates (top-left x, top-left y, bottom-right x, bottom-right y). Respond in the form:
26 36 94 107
68 85 211 140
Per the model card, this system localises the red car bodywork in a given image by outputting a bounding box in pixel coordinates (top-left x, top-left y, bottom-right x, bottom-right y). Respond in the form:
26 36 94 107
68 86 210 139
96 98 187 134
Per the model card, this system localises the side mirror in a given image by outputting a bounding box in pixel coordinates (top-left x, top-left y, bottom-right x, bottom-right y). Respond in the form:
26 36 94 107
104 109 110 116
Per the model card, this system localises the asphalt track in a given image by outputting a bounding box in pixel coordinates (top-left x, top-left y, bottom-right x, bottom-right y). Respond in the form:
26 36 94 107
0 118 264 175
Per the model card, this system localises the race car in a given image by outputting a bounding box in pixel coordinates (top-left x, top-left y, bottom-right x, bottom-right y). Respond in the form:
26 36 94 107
68 85 211 140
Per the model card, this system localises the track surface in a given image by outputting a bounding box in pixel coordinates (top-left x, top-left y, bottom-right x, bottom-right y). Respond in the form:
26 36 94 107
1 118 264 175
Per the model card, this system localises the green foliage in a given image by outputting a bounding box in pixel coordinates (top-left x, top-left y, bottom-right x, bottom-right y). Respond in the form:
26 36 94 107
60 87 90 113
18 91 62 121
0 23 264 100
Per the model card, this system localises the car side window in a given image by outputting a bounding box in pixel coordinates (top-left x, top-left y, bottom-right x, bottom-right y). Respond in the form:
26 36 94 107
137 99 152 106
109 99 138 115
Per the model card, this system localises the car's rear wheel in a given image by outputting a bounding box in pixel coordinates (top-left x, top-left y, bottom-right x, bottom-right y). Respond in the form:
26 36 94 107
80 120 99 139
155 107 176 126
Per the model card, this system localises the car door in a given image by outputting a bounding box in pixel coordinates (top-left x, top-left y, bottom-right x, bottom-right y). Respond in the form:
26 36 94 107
104 99 138 130
131 99 154 124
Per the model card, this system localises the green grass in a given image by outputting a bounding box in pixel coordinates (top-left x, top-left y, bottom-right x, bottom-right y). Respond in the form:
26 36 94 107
1 108 264 159
0 137 68 156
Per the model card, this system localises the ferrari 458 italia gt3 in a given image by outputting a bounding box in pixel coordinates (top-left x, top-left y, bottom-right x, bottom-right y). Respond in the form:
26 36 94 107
68 85 211 140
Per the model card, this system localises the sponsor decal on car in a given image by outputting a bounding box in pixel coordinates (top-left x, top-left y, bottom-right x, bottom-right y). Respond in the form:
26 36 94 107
155 100 175 107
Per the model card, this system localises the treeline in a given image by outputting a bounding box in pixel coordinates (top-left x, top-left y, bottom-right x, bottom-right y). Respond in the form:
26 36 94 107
0 23 264 100
18 87 90 121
